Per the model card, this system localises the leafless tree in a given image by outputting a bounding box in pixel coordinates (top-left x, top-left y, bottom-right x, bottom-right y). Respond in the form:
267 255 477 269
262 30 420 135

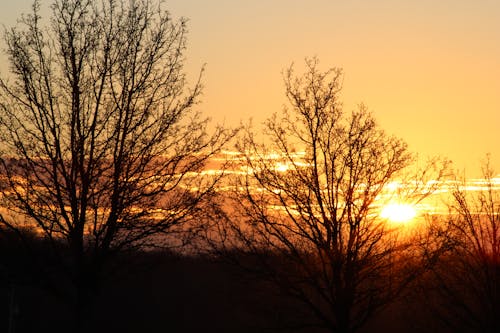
210 58 445 333
425 158 500 332
0 0 232 330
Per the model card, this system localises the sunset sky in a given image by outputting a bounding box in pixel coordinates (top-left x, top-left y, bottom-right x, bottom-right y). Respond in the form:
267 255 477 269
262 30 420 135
2 0 500 176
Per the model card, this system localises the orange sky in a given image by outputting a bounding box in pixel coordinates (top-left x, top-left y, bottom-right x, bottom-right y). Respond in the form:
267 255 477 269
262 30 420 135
2 0 500 176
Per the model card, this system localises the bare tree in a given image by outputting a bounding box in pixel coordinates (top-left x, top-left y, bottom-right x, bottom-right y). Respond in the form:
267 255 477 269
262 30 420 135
0 0 231 330
424 158 500 332
211 58 444 333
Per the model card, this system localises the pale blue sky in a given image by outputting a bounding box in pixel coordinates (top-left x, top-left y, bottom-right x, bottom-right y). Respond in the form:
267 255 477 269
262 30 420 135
1 0 500 175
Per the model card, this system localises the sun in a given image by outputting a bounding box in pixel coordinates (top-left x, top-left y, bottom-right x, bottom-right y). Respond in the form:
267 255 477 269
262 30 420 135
380 203 417 223
274 162 290 172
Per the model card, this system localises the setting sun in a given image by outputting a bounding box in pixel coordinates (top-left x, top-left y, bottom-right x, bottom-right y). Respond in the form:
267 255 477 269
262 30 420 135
380 203 417 223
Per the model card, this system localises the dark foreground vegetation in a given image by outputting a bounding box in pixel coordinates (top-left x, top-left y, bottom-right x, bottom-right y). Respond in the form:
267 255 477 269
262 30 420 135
0 241 493 333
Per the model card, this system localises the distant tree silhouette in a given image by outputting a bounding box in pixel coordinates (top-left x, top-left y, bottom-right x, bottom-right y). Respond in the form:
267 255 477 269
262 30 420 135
211 58 445 333
425 158 500 332
0 0 232 330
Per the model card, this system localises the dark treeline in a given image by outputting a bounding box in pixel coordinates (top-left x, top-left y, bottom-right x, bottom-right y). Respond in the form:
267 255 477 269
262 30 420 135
0 0 499 332
1 233 498 333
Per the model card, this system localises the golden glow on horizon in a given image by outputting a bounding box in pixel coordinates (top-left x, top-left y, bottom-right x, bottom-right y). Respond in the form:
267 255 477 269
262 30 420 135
174 151 500 222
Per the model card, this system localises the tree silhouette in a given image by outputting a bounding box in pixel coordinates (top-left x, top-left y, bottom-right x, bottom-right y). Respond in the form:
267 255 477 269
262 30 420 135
425 158 500 332
211 58 444 333
0 0 231 330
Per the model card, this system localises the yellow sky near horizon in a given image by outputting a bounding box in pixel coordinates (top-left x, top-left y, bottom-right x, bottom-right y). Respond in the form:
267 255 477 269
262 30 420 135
1 0 499 177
